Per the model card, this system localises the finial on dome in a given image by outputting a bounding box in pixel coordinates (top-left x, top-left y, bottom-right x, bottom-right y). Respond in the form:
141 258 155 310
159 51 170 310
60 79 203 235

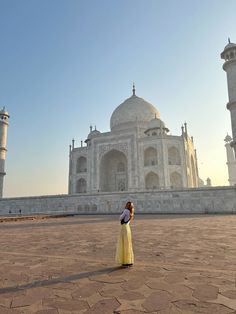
90 125 92 132
132 83 136 96
228 37 231 44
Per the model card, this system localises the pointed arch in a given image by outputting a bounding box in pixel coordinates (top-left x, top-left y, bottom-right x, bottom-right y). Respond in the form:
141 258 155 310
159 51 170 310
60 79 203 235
100 149 128 192
170 171 182 188
76 178 87 193
144 147 158 166
145 172 160 190
76 156 87 173
168 146 181 165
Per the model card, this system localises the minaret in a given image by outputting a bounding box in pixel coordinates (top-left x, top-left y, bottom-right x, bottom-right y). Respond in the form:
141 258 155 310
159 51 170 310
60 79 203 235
221 39 236 156
0 107 10 197
224 134 236 185
206 177 212 186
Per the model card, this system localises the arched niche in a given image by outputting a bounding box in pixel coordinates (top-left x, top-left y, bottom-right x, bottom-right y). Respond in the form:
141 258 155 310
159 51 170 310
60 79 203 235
168 147 181 165
144 147 158 166
170 171 182 188
76 178 87 193
76 156 87 173
99 149 128 192
145 172 160 190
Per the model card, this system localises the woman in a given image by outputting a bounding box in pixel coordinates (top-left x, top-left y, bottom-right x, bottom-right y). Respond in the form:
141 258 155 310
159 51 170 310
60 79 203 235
115 201 134 267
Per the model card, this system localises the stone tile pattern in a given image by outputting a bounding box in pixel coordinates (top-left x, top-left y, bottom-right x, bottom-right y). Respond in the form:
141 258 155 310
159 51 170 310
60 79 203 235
0 214 236 313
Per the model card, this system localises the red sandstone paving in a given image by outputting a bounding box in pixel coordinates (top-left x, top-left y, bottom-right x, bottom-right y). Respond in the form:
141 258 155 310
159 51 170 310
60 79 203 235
0 214 236 313
221 290 236 299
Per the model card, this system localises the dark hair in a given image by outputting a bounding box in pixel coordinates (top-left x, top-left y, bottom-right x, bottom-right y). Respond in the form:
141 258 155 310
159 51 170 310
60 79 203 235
125 201 132 210
125 201 134 219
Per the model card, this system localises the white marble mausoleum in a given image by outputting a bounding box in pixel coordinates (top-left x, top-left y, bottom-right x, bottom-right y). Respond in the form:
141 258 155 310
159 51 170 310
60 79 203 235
68 86 199 194
1 41 236 215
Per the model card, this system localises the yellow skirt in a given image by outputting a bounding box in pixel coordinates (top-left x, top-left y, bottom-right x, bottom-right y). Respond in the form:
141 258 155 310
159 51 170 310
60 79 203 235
115 223 134 265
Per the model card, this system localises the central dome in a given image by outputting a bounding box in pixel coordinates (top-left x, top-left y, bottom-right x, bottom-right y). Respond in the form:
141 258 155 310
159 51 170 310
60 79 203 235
110 88 160 131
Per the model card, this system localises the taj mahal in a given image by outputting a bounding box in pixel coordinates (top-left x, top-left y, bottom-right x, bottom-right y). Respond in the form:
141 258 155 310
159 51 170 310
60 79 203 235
68 85 199 194
67 39 236 195
0 40 236 215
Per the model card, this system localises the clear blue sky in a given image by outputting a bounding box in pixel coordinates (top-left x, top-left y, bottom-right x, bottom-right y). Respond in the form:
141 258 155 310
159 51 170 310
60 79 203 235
0 0 235 197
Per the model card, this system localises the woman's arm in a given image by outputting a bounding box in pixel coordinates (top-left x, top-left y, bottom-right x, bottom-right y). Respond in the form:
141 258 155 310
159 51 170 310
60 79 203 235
119 209 128 221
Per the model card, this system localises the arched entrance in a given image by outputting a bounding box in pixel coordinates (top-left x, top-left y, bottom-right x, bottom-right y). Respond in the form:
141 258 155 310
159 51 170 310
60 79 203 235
100 149 128 192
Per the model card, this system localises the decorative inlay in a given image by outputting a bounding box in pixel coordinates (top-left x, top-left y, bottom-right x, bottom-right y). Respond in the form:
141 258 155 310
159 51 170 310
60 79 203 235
99 143 128 159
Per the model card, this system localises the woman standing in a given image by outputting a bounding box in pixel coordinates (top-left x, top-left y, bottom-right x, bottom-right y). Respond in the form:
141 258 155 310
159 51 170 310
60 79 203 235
115 201 134 267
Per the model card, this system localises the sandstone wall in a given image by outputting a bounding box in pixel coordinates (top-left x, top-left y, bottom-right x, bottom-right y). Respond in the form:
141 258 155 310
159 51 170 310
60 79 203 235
0 186 236 215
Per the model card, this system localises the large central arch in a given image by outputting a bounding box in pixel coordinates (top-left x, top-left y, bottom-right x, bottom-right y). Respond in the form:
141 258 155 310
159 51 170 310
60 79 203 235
99 149 128 192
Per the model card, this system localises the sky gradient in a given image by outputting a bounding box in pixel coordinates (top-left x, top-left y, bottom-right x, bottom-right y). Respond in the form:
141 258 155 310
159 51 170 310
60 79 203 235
0 0 236 197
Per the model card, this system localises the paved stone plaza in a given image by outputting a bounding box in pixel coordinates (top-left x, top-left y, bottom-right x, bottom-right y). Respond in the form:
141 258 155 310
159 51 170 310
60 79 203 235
0 214 236 313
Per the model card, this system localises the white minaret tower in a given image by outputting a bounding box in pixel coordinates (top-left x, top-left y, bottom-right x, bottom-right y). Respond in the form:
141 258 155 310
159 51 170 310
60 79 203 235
224 134 236 185
0 107 10 198
221 39 236 156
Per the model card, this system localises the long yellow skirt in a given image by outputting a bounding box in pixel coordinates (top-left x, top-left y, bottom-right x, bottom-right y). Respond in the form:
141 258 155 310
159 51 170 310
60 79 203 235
115 223 134 265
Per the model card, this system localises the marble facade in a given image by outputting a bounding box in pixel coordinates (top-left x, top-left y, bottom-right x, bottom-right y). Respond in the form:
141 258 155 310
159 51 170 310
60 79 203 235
69 86 199 194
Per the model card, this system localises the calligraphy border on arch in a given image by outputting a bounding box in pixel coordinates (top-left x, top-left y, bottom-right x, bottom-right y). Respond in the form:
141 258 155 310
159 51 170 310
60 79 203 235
98 143 129 159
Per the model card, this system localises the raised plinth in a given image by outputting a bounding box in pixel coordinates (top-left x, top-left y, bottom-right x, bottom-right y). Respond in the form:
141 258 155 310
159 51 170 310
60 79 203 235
1 186 236 215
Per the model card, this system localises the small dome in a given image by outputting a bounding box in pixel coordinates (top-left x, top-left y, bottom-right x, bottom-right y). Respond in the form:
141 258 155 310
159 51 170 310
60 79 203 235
147 116 166 129
145 116 169 134
0 106 9 117
110 89 160 131
85 129 101 143
224 42 236 50
221 40 236 59
90 129 100 137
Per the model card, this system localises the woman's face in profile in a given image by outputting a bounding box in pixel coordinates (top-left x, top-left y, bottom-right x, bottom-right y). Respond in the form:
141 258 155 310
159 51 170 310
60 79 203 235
126 202 131 209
